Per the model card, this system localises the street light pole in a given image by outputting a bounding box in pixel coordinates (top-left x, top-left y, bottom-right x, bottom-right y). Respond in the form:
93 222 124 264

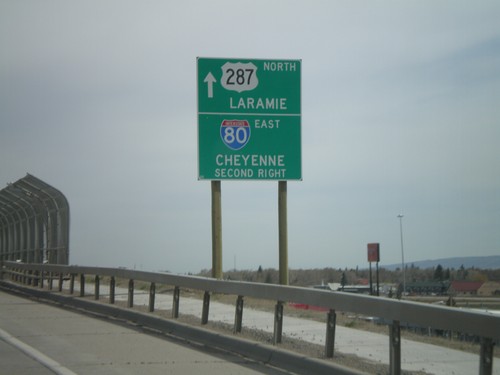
397 214 406 296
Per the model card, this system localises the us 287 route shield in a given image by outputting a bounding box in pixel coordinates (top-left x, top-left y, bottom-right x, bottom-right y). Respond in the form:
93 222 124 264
197 57 301 180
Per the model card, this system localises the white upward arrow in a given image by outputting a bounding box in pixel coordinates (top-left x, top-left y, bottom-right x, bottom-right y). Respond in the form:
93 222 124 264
204 72 216 98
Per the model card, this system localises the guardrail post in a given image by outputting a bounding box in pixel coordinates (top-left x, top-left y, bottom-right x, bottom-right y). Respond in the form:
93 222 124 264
149 282 156 312
325 309 336 358
389 320 401 375
33 270 39 287
127 279 134 308
234 295 244 333
49 272 53 290
273 301 284 345
479 337 494 375
109 276 115 304
80 274 85 297
58 273 63 292
40 270 44 288
94 275 100 300
201 291 210 325
172 286 180 318
69 273 75 294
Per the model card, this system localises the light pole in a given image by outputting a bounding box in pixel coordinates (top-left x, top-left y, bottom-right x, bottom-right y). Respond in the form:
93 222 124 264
397 214 406 296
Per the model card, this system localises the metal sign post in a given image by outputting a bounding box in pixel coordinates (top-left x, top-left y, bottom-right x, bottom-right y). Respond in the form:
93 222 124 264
211 181 222 279
278 181 288 285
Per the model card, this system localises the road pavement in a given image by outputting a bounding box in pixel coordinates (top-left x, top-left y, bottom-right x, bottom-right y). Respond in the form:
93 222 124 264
0 290 292 375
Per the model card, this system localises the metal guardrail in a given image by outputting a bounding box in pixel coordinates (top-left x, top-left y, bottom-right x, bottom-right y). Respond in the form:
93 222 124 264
2 261 499 375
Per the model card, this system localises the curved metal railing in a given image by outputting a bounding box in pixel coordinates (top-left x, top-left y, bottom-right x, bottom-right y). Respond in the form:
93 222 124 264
2 261 498 375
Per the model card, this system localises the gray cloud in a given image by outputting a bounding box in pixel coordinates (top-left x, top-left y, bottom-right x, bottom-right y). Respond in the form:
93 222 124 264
1 1 499 273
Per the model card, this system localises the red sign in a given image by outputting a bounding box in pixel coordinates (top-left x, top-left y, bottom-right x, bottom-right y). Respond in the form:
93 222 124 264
367 243 380 263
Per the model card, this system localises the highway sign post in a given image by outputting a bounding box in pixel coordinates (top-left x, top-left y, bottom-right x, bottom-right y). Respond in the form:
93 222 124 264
197 57 301 283
197 58 301 180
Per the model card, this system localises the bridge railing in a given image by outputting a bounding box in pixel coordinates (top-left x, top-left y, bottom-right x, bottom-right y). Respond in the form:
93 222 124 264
2 261 498 375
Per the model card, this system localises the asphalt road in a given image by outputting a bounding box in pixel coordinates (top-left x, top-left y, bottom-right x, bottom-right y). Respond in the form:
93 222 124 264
0 290 291 375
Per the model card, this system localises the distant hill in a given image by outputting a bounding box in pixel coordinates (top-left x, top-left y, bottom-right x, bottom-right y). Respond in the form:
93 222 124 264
383 255 500 270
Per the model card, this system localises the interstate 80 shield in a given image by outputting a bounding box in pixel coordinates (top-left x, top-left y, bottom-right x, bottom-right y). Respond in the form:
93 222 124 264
220 119 251 151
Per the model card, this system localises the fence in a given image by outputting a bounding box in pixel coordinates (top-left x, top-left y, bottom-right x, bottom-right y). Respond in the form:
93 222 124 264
2 261 498 375
0 174 70 265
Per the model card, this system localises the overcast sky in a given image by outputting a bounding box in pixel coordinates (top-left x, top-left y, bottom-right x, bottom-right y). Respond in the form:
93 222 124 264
1 1 499 274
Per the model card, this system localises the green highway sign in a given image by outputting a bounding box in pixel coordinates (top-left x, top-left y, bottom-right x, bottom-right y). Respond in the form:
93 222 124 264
197 57 301 180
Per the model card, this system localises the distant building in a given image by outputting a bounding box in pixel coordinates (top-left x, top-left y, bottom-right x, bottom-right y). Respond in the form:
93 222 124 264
357 278 369 285
327 283 371 294
404 281 450 296
477 281 500 297
449 281 484 296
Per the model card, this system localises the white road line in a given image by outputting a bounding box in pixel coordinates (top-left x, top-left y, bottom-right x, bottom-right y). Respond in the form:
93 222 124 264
0 327 78 375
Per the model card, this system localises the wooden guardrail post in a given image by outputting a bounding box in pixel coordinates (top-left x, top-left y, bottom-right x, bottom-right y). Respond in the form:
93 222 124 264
39 270 44 288
201 291 210 325
325 309 336 358
273 301 284 345
33 270 39 287
94 275 100 300
69 273 75 294
234 295 244 333
48 272 53 290
79 274 85 297
172 286 180 318
479 337 494 375
389 320 401 375
109 276 115 304
149 282 156 312
127 279 134 308
58 273 63 292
